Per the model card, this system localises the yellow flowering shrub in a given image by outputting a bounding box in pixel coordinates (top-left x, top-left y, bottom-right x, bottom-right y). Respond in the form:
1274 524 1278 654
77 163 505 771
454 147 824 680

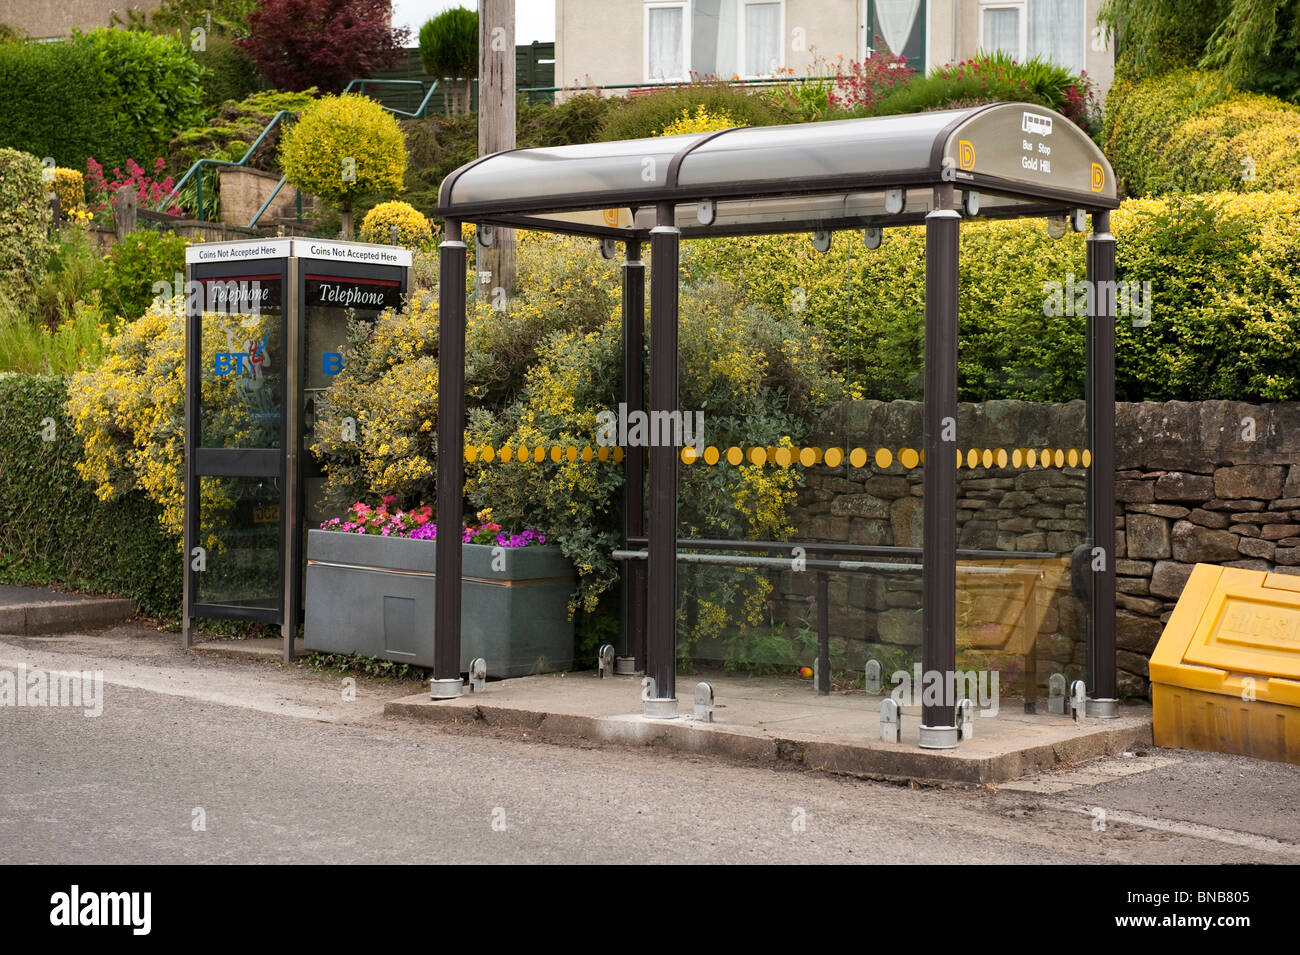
66 296 278 551
359 200 435 249
53 167 86 213
1104 69 1300 196
67 297 186 541
656 104 739 136
466 259 841 632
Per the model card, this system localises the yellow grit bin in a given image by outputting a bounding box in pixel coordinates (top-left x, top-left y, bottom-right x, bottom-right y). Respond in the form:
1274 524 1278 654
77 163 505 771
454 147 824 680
1150 564 1300 765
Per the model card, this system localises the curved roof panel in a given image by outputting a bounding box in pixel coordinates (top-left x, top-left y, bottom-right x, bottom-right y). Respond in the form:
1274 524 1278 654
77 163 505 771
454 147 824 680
438 102 1118 234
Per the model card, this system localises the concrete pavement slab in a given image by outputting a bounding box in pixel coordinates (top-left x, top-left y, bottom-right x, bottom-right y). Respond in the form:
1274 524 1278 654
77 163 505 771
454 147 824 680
384 671 1153 786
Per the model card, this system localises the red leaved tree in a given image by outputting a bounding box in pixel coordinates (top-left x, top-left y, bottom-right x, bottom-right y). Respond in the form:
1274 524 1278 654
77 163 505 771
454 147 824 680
239 0 411 93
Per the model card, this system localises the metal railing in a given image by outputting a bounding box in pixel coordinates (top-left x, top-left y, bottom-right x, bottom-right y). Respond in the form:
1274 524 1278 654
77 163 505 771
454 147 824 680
159 109 298 222
519 74 829 98
341 77 442 119
160 79 442 229
617 537 1061 697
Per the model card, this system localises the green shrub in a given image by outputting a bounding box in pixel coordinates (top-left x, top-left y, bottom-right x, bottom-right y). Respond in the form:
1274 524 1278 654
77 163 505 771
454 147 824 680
192 34 263 112
0 29 206 171
418 7 478 116
519 93 624 146
92 230 192 326
691 188 1300 404
0 374 181 617
0 149 52 305
598 82 783 140
871 52 1102 139
168 88 318 176
1112 190 1300 401
686 223 1086 404
1104 69 1300 196
30 227 103 330
0 301 108 375
403 94 626 217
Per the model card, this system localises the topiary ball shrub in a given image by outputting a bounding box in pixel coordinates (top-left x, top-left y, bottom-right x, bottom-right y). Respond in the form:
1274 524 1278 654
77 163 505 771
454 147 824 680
359 200 435 248
279 93 407 237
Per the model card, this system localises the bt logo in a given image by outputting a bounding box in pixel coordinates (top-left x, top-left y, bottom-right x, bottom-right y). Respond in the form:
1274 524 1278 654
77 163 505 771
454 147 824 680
214 334 268 376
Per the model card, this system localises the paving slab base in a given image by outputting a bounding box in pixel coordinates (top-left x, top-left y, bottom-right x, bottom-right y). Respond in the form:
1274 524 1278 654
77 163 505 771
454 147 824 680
0 590 134 635
385 673 1153 786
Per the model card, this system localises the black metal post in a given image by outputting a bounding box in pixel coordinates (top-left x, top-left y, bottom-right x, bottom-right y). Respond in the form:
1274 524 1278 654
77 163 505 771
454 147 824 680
646 202 679 713
920 189 960 748
816 571 830 696
433 221 468 696
1086 211 1118 715
182 259 195 650
622 240 647 671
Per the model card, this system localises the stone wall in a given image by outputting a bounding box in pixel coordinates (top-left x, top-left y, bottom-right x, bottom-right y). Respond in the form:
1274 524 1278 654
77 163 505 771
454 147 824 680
759 399 1300 699
1111 401 1300 695
217 167 317 230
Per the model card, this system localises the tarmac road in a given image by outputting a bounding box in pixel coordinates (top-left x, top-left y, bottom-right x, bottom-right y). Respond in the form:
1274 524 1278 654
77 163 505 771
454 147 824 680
1 627 1297 865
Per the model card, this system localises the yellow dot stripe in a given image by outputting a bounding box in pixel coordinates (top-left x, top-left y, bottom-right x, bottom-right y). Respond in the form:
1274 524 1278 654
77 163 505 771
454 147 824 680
463 444 1092 469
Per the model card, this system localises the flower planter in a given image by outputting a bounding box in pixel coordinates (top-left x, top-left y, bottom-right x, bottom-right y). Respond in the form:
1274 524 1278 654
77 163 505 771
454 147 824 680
303 529 576 677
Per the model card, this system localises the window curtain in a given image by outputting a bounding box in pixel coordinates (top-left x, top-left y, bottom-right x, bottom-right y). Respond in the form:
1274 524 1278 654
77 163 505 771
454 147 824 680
982 7 1021 57
744 2 781 76
648 6 685 80
1029 0 1085 72
692 0 739 80
875 0 921 56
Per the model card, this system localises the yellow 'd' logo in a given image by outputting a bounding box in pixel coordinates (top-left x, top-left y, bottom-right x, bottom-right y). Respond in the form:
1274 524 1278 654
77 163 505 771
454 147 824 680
957 140 976 170
1090 162 1105 192
602 208 620 227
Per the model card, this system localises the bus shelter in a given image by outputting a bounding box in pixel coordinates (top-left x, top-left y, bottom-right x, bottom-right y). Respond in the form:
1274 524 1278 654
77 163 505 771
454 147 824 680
434 103 1121 747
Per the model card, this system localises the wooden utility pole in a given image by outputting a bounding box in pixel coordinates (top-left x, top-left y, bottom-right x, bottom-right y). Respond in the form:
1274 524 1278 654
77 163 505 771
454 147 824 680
478 0 516 298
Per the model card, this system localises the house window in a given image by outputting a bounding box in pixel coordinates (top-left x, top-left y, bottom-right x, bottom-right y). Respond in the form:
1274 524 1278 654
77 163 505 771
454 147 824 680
643 0 785 82
979 2 1025 59
645 2 689 82
979 0 1085 73
861 0 926 73
740 1 784 77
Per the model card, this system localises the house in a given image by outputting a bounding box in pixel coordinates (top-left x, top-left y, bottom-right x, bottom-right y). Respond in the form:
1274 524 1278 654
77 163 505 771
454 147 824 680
554 0 1114 96
0 0 158 39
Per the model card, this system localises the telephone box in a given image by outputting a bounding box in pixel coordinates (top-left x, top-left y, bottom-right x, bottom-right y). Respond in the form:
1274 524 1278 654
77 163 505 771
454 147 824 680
182 238 412 658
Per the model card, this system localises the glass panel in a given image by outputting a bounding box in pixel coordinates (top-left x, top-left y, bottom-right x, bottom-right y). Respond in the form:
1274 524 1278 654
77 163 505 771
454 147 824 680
648 6 685 80
198 275 284 450
196 475 281 609
982 7 1021 58
1029 0 1084 72
449 134 710 207
301 272 405 524
744 2 781 76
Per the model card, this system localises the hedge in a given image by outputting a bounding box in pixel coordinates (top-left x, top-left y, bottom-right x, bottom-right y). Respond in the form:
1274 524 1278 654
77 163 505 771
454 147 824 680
687 188 1300 404
0 149 52 306
1104 69 1300 197
0 374 181 617
0 29 206 171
